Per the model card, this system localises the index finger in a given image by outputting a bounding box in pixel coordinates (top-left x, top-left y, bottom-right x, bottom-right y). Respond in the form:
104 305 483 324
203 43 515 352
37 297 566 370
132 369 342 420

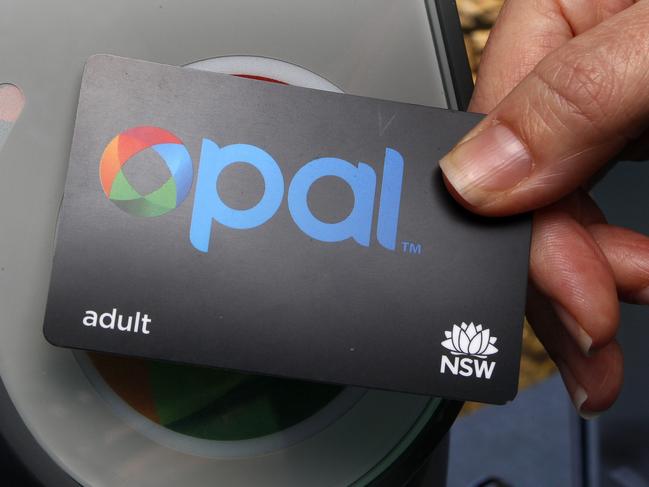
441 0 649 216
468 0 634 113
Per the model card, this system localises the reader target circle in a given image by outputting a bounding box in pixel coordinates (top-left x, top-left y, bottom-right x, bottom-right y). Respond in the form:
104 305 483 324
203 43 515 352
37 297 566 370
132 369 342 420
87 60 359 457
74 57 456 484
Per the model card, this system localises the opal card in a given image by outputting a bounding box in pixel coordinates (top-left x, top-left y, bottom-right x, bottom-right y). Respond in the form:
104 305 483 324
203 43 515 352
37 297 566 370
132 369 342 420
44 55 531 404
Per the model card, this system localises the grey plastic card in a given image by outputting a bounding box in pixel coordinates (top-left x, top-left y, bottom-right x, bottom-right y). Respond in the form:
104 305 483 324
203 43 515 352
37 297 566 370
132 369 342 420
43 55 530 404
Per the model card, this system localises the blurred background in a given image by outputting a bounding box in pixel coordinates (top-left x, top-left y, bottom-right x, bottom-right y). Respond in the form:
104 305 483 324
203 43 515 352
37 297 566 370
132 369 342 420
458 0 503 80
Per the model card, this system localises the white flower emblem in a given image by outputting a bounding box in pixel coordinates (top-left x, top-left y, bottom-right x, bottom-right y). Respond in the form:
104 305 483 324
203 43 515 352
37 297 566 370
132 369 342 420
441 322 498 358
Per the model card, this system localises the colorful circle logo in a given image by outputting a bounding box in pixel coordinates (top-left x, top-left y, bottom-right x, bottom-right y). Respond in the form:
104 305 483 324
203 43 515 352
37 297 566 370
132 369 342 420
99 126 193 217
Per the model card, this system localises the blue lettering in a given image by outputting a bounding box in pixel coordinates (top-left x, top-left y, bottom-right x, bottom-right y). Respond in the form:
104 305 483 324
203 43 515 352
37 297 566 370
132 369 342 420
287 157 376 246
177 138 405 252
376 148 404 250
189 139 284 252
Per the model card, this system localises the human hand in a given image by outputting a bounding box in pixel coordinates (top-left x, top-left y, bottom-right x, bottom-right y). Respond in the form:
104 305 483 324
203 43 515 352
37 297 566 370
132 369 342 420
440 0 649 417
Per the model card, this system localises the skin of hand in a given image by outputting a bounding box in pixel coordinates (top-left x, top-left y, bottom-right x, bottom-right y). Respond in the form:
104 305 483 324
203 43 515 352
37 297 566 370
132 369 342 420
440 0 649 417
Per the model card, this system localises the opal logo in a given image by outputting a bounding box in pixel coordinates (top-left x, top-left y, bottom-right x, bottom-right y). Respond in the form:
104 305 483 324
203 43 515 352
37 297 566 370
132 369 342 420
440 322 498 380
99 126 405 253
100 127 193 217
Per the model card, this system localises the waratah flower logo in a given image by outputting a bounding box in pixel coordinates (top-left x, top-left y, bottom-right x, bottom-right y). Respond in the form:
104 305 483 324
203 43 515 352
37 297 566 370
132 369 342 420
441 322 498 358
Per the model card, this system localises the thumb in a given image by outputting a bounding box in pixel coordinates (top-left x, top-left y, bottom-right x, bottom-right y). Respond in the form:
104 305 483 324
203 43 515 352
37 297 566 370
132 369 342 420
440 1 649 216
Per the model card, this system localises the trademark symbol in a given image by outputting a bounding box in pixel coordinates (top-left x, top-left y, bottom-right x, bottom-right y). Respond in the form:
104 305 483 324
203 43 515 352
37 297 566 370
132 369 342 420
401 241 422 255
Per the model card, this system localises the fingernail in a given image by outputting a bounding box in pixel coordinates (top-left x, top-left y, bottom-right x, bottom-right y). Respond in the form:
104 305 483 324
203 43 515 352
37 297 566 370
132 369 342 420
439 122 532 206
579 409 601 421
0 84 24 122
571 386 600 420
556 360 599 420
552 302 593 356
571 385 588 413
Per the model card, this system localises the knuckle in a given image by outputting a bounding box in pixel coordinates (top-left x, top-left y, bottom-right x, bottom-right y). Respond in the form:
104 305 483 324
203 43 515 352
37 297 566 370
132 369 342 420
531 47 618 134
